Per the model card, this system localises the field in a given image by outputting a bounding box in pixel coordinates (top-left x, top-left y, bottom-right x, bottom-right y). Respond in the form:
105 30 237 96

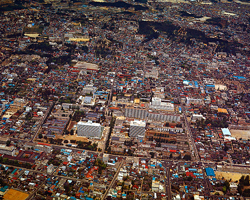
23 25 43 34
3 189 29 200
55 134 89 142
230 129 250 140
215 171 248 182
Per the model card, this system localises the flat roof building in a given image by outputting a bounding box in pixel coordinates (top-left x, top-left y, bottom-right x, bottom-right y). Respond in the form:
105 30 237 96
150 97 174 111
0 145 16 156
129 120 146 138
77 121 103 139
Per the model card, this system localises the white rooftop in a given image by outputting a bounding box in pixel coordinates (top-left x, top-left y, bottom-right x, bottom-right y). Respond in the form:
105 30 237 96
77 121 101 127
130 120 146 127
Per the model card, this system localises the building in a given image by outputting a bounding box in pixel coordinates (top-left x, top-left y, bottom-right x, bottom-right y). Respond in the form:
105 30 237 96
148 112 180 122
125 107 147 119
77 121 103 138
47 164 54 174
0 145 16 156
125 107 180 122
145 130 177 143
186 97 203 105
82 84 97 95
35 143 52 153
149 97 174 111
129 120 146 138
191 114 205 122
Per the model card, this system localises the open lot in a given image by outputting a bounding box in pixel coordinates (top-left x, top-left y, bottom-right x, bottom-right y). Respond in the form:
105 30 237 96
215 171 249 182
56 134 89 142
230 129 250 140
3 189 29 200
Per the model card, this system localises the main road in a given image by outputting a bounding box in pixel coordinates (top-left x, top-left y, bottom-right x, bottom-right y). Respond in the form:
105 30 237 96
101 159 125 200
30 102 54 142
181 105 200 161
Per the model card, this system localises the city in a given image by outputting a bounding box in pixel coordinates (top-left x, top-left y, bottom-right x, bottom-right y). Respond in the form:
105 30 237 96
0 0 250 199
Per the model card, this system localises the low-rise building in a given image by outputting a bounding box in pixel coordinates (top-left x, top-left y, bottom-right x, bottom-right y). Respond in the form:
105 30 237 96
77 121 103 138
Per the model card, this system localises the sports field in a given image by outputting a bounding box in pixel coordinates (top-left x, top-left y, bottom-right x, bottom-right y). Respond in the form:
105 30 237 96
3 189 29 200
230 129 250 140
215 171 249 182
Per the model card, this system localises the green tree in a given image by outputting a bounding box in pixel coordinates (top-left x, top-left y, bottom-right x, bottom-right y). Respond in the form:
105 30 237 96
6 140 11 146
245 175 250 186
187 176 193 181
222 186 227 194
183 154 191 161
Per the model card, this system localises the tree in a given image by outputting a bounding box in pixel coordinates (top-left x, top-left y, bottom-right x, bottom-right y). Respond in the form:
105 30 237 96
187 176 193 181
224 180 230 192
149 152 155 158
38 133 43 139
224 145 229 152
183 154 191 161
6 140 11 146
222 186 227 194
244 175 250 186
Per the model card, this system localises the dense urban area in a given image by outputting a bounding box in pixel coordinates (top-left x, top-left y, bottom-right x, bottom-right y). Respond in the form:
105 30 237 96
0 0 250 199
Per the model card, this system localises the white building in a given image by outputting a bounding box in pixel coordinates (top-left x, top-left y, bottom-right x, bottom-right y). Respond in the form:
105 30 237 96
0 145 16 156
125 107 180 122
186 97 203 105
129 120 146 138
77 121 103 138
47 164 54 174
82 84 97 95
35 144 53 153
191 114 205 122
150 97 174 111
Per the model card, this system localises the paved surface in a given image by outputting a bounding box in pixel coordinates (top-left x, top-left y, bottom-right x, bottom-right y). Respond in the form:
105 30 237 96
182 105 200 161
101 159 125 200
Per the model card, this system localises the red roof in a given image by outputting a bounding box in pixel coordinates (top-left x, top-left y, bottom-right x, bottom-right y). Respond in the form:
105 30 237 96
37 142 51 146
51 185 56 190
109 107 119 110
186 172 196 178
132 185 139 189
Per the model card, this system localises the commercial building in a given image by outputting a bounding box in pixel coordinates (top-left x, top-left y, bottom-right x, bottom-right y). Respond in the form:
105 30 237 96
82 84 97 95
149 97 174 111
77 121 103 139
35 143 53 153
125 107 147 119
186 97 203 105
0 145 16 156
145 130 177 143
125 107 180 122
129 120 146 138
191 114 205 122
148 112 180 123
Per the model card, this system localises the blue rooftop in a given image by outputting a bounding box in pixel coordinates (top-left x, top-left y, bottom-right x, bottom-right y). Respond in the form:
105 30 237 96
205 168 215 177
221 128 231 136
